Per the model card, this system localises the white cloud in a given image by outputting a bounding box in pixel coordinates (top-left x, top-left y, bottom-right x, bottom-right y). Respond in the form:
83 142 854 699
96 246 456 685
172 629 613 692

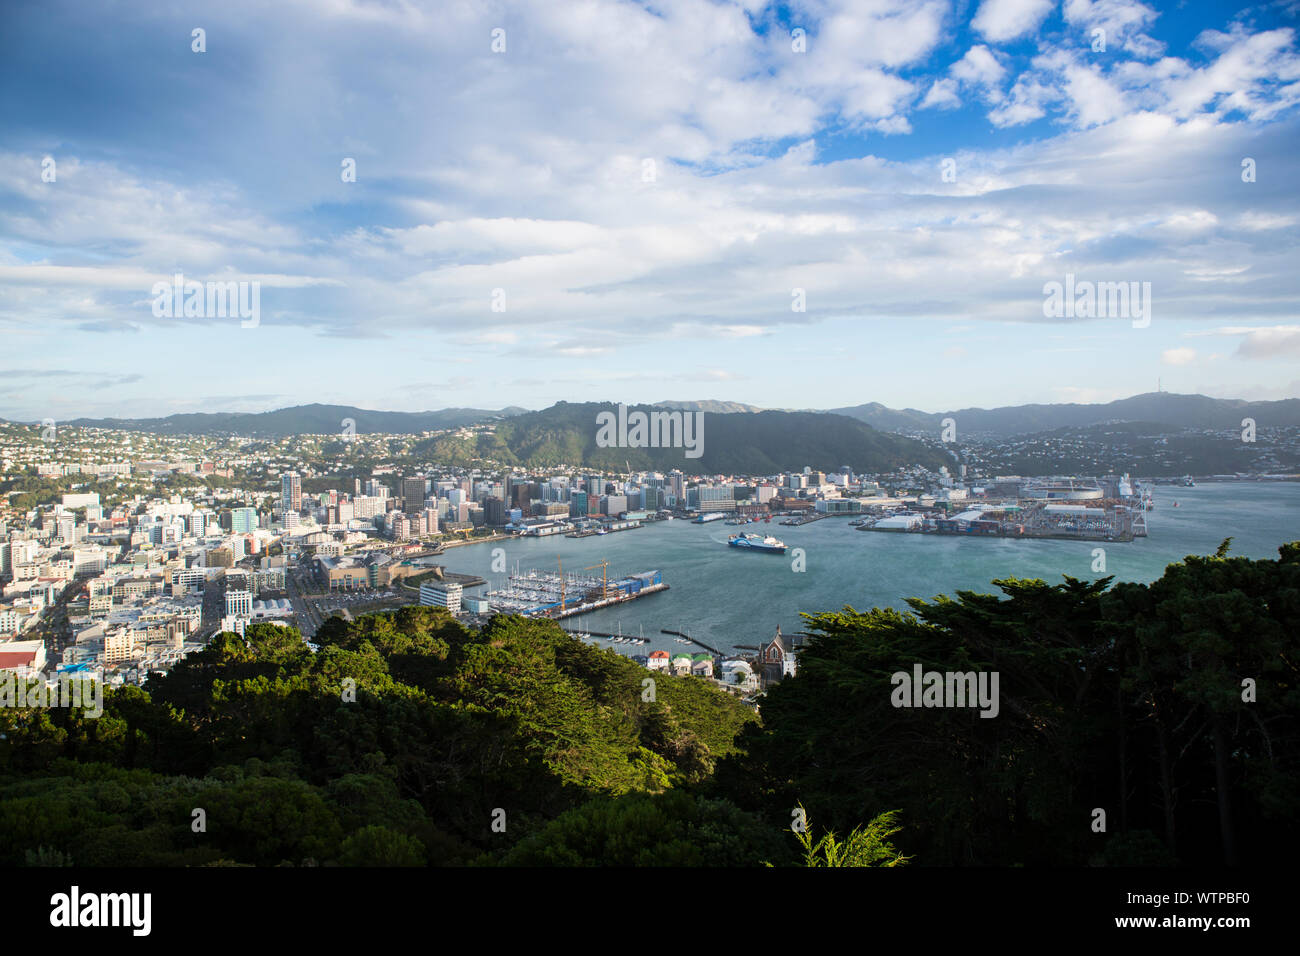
1186 326 1300 360
1161 347 1196 365
972 0 1056 44
951 45 1008 103
921 78 962 109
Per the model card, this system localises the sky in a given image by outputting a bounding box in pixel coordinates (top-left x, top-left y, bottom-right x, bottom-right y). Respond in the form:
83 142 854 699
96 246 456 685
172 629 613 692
1 0 1299 421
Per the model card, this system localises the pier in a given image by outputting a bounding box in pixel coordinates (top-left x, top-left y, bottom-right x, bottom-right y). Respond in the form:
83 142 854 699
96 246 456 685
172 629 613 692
660 629 724 655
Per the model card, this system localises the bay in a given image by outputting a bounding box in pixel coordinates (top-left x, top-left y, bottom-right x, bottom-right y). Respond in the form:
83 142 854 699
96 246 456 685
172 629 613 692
437 482 1300 656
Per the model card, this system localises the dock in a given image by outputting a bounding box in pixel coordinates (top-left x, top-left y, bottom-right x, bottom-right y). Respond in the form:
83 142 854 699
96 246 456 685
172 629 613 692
660 629 724 655
779 513 826 526
484 567 667 620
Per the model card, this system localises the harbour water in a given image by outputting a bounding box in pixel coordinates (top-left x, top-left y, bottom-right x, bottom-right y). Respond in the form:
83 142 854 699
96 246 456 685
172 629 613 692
438 482 1300 656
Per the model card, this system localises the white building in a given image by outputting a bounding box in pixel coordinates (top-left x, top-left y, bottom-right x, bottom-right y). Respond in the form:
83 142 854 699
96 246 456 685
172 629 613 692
419 582 462 613
225 589 253 618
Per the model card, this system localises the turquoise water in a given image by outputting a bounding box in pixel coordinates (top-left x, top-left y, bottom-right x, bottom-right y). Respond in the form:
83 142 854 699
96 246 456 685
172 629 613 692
438 482 1300 655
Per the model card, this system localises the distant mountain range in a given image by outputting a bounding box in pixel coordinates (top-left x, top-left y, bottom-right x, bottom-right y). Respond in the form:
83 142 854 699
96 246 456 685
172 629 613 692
48 404 530 436
7 392 1295 442
826 393 1300 436
414 401 951 475
670 393 1300 437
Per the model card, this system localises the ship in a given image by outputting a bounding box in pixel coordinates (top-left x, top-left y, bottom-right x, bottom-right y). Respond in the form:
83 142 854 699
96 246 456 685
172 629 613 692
693 512 727 523
1182 475 1195 487
728 532 788 554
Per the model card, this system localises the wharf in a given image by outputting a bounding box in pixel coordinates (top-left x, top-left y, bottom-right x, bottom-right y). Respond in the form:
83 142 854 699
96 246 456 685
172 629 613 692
551 583 668 619
779 513 826 526
660 629 724 655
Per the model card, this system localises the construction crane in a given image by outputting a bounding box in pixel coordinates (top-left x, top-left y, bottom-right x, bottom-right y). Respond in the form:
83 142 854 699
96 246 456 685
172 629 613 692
583 560 609 599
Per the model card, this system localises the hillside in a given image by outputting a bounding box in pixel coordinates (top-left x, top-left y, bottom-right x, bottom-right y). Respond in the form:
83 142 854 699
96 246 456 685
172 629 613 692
830 392 1300 436
416 401 952 474
0 609 765 865
56 404 529 436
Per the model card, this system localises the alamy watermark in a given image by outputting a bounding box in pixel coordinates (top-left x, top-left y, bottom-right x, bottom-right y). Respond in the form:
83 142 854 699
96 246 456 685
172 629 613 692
151 272 260 327
595 404 704 459
1 671 104 719
890 664 999 718
1042 274 1151 328
50 886 150 936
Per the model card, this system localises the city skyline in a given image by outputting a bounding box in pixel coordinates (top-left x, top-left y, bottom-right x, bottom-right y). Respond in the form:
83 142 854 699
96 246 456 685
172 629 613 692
3 0 1300 420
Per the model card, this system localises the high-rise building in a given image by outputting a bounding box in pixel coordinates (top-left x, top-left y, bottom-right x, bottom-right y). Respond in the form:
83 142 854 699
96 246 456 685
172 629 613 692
353 496 383 519
402 476 427 515
231 507 258 534
225 589 253 618
280 472 302 513
484 497 506 526
697 485 736 512
570 491 588 517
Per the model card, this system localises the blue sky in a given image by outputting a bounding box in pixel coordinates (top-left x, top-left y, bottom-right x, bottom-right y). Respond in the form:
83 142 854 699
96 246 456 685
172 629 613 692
2 0 1298 420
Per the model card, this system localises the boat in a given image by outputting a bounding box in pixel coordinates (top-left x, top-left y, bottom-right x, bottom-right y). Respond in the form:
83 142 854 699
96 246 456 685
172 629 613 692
728 532 788 554
1182 475 1195 487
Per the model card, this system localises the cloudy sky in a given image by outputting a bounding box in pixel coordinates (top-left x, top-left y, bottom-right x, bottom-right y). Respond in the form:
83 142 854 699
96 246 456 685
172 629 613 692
2 0 1298 420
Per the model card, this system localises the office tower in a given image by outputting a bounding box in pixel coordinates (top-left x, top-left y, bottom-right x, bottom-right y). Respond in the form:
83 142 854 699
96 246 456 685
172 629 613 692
570 491 588 518
668 471 685 501
225 589 253 618
402 476 427 515
280 472 302 513
231 507 258 534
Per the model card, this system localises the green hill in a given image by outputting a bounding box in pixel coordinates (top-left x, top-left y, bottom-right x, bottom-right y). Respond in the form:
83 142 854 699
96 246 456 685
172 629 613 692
416 401 951 474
